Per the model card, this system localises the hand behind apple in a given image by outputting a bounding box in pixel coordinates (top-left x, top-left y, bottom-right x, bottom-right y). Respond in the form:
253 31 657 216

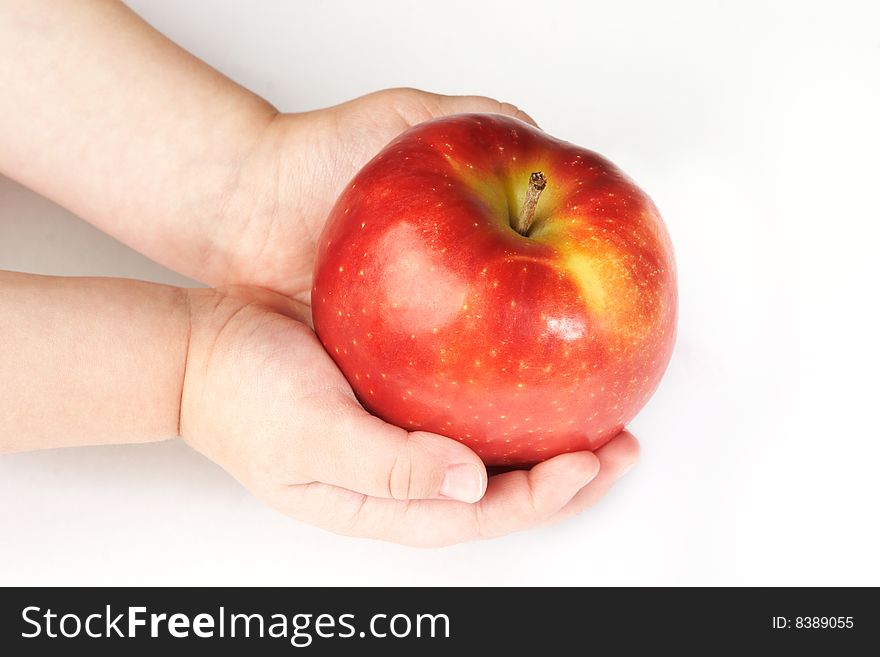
178 89 640 546
206 88 538 301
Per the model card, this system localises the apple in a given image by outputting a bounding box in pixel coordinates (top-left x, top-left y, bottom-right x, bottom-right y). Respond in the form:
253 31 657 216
311 114 676 466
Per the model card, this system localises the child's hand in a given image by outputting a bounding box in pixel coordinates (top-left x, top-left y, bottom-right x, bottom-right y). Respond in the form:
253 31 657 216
197 88 539 302
181 285 639 546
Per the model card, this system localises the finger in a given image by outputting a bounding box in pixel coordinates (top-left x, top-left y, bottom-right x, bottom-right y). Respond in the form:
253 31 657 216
301 391 488 503
542 430 640 528
468 450 600 539
277 450 599 547
429 93 540 128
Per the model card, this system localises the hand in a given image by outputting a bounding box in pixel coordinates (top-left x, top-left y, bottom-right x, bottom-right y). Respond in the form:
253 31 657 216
182 285 639 546
208 88 539 302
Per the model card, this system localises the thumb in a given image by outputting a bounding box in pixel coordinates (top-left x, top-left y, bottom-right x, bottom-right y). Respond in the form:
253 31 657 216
304 399 488 503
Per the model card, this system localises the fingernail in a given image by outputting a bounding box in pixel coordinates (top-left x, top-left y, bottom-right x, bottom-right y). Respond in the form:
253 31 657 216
440 464 484 503
618 461 637 478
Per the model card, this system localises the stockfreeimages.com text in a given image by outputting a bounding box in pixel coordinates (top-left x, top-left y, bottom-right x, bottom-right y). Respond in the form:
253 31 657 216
22 605 450 647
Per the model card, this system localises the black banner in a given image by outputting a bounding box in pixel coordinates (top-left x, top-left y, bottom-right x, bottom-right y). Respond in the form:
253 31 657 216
1 587 876 654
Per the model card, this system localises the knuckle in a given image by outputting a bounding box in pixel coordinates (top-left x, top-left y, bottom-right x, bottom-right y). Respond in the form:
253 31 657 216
473 503 492 539
498 100 520 116
339 493 370 535
387 443 415 501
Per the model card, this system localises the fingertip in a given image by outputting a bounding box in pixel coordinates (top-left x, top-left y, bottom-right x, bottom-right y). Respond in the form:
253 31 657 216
435 94 539 128
570 450 601 487
440 462 486 503
409 431 488 502
581 450 602 485
596 429 640 477
533 450 600 489
500 102 540 129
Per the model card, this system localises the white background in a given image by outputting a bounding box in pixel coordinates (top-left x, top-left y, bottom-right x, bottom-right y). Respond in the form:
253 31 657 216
2 0 879 586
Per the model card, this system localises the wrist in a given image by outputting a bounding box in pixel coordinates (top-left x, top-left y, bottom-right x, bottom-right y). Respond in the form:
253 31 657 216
204 112 311 289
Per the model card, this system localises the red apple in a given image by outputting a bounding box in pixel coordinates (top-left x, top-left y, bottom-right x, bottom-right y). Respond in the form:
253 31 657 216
312 114 676 466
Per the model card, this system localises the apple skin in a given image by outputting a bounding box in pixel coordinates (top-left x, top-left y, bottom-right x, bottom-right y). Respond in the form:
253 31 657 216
312 114 676 466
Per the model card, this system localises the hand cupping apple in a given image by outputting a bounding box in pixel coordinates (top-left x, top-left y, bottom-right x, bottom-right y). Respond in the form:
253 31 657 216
312 114 676 466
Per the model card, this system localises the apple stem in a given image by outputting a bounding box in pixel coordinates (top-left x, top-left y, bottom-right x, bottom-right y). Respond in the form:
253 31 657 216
514 171 547 236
